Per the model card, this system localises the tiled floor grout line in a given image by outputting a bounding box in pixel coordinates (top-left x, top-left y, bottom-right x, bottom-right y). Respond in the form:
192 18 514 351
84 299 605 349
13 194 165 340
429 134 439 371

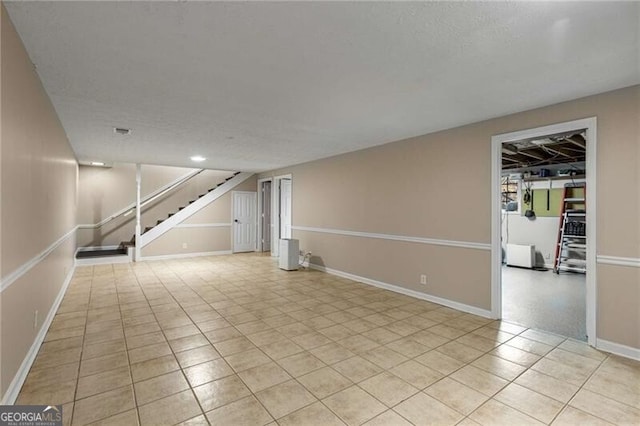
548 352 612 425
164 263 382 424
174 263 307 424
135 270 212 425
117 271 145 426
69 265 95 426
171 277 541 425
551 352 610 425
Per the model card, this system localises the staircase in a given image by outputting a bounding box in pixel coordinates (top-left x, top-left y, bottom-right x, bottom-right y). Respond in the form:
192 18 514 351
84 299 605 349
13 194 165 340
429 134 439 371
131 172 241 245
76 171 251 263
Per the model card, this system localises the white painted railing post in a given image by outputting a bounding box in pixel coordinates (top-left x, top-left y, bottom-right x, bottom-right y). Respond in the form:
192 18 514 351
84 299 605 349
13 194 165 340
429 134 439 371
135 164 142 261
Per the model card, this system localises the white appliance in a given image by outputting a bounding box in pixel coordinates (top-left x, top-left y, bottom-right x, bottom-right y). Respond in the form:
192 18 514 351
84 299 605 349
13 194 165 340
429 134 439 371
506 244 535 268
279 239 299 271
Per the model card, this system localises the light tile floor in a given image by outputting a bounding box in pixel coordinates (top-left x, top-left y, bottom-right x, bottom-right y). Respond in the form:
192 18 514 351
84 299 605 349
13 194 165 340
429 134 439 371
17 254 640 425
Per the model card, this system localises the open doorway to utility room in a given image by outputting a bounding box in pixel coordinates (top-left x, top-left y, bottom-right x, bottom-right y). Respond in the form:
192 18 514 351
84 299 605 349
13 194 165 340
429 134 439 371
500 129 588 340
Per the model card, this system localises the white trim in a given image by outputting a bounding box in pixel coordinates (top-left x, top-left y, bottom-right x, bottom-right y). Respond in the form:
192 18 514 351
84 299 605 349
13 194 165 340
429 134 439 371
77 168 202 229
75 254 131 266
140 250 232 261
0 226 77 293
273 173 292 180
76 245 120 252
292 225 491 251
491 117 598 345
139 172 254 248
174 223 232 229
307 262 493 319
596 338 640 361
597 255 640 268
1 264 76 404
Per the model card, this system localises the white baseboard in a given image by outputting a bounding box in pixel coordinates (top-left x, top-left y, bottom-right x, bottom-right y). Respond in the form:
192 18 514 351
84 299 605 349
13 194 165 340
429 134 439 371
140 250 232 261
596 338 640 361
75 255 131 266
1 264 76 405
307 262 493 319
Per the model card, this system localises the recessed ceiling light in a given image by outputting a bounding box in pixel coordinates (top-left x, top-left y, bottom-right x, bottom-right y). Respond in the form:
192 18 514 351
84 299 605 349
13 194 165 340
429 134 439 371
190 155 206 162
113 127 131 135
90 161 105 166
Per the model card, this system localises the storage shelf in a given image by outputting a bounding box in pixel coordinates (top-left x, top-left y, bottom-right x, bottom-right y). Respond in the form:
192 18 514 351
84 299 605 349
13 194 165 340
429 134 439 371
523 174 585 182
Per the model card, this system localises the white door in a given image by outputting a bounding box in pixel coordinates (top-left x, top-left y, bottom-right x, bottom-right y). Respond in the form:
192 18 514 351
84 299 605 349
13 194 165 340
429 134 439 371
262 181 272 251
280 179 292 239
232 191 257 253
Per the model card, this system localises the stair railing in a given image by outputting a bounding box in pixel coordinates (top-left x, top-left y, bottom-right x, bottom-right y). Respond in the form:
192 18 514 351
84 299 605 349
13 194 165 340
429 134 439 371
78 168 204 229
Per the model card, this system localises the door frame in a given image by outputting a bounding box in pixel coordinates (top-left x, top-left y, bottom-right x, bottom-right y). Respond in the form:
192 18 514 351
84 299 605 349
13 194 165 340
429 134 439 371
257 178 273 252
272 174 292 257
491 117 597 346
231 190 257 253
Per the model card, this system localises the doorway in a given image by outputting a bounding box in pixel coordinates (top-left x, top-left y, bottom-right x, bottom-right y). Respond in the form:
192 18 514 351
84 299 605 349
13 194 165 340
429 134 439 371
491 118 597 345
232 191 257 253
257 180 272 252
280 178 292 239
271 174 292 257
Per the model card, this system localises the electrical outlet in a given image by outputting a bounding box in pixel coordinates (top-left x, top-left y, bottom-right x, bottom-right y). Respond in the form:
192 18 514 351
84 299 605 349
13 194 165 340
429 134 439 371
33 310 38 330
182 243 188 249
420 274 427 285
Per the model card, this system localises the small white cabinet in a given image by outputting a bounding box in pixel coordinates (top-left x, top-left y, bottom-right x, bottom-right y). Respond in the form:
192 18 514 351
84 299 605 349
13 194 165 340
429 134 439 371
279 239 299 271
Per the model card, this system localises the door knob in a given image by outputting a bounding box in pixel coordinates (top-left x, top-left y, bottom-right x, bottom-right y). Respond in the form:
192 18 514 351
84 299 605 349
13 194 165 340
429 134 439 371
234 219 239 223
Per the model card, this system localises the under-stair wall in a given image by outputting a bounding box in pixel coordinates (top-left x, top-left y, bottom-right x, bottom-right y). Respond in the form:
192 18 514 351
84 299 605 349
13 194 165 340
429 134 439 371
76 164 233 248
141 176 257 258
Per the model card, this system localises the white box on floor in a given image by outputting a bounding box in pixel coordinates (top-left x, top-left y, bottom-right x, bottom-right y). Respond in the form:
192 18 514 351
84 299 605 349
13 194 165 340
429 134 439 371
279 239 299 271
506 244 535 268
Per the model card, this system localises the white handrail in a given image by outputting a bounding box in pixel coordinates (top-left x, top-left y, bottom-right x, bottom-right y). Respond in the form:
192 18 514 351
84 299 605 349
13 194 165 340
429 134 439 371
77 169 204 229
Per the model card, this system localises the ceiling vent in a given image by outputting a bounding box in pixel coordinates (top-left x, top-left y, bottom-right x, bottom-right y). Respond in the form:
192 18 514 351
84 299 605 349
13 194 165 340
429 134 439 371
113 127 131 135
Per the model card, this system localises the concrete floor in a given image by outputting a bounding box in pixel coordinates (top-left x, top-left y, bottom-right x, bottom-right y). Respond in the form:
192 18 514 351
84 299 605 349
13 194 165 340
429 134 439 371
502 266 586 341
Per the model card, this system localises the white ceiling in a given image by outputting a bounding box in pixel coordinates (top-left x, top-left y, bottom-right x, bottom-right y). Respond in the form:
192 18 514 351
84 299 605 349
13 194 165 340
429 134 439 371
6 1 639 172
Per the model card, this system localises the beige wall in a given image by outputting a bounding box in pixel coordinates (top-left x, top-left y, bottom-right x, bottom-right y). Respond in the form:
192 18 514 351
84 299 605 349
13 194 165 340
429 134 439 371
260 85 640 349
1 5 78 397
142 176 257 257
77 164 234 247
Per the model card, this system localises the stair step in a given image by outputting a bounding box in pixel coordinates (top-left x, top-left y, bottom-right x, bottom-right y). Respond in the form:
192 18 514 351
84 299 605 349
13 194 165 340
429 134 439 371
157 219 164 225
199 194 206 198
168 213 174 218
76 248 127 259
144 226 153 233
179 207 185 211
